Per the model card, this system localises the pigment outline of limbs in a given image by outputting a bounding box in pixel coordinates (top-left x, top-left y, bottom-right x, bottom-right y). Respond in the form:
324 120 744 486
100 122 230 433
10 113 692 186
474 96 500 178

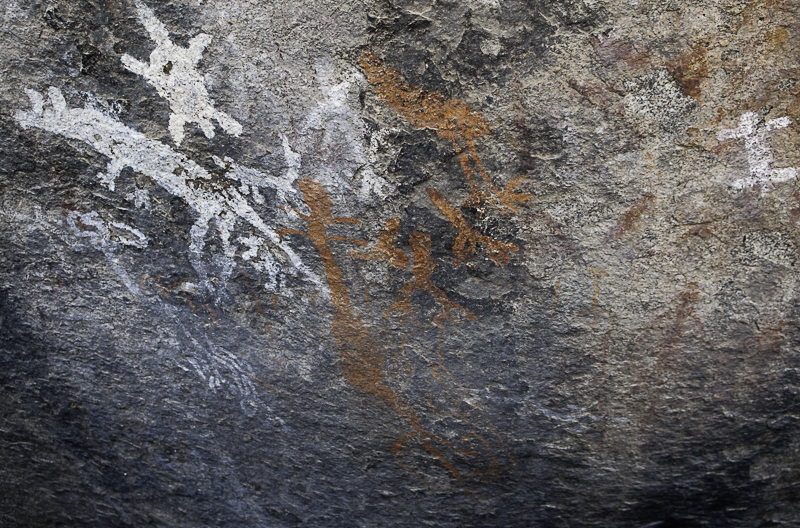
65 210 272 418
279 179 502 482
392 344 513 487
350 218 476 326
359 51 532 216
427 188 520 266
359 51 527 266
121 0 243 146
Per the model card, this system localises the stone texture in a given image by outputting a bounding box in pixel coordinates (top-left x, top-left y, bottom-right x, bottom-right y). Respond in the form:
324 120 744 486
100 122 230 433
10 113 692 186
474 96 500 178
1 0 799 526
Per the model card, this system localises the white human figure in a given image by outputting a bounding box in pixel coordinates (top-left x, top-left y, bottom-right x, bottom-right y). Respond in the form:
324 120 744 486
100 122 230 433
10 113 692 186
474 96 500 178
717 112 798 195
121 0 242 145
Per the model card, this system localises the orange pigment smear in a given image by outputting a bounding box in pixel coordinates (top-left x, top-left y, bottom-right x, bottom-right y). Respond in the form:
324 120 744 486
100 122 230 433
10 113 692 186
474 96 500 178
359 51 530 216
386 231 476 325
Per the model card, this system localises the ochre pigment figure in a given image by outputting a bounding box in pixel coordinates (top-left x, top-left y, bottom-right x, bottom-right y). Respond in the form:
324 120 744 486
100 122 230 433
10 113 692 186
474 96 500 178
280 179 476 481
386 231 476 326
349 216 410 272
359 52 530 218
426 189 519 265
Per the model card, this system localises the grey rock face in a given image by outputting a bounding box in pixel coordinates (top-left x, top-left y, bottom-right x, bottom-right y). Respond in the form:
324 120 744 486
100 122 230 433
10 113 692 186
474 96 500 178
1 0 799 526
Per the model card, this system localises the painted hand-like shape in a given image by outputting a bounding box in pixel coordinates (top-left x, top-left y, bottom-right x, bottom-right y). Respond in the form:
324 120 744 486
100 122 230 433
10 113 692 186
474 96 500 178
121 0 242 145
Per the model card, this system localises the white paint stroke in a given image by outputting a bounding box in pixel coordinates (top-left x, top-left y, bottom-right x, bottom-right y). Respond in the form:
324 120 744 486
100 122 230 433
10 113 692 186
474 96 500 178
66 210 147 298
717 112 798 195
66 210 278 418
121 0 242 145
213 154 297 207
170 313 281 421
299 64 393 201
17 87 318 291
126 187 151 209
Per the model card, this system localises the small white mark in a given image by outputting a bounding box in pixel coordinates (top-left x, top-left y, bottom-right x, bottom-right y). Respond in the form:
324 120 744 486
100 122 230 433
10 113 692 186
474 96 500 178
126 187 151 209
480 38 502 57
717 112 798 195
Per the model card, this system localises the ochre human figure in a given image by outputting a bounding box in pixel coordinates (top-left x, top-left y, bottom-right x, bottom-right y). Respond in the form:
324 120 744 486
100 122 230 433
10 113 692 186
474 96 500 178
279 179 470 480
360 51 530 214
426 188 519 265
386 231 476 325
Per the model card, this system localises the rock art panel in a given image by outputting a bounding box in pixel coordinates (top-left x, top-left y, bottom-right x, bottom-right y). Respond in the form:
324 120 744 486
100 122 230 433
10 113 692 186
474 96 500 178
2 0 800 526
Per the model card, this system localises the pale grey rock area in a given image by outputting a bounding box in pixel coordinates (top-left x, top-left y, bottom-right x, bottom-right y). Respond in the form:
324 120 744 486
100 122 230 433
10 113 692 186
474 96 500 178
1 0 799 526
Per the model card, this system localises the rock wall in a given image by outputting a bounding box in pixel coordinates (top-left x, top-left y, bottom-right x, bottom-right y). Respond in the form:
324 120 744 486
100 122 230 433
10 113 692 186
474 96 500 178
1 0 799 526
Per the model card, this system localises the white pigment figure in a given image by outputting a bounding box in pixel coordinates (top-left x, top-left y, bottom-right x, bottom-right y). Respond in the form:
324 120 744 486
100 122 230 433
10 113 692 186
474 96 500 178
121 0 242 145
16 87 318 292
717 112 798 195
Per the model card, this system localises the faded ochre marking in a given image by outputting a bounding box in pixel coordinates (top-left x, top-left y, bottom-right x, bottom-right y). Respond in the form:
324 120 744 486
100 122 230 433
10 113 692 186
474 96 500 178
154 276 219 325
392 343 513 486
359 52 530 214
279 179 468 480
426 188 519 265
248 287 275 342
553 279 561 314
589 268 608 330
251 375 278 396
665 44 708 99
186 299 219 325
607 193 656 241
386 231 476 326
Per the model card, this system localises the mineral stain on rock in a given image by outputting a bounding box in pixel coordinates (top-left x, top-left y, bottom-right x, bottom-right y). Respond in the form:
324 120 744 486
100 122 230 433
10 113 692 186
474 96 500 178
666 44 709 100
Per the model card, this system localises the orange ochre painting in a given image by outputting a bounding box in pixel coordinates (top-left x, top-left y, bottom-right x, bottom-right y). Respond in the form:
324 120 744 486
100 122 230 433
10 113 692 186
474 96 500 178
275 52 531 483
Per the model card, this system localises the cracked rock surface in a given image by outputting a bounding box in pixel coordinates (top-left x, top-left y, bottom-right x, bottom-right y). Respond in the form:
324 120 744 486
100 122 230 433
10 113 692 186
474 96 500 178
1 0 800 526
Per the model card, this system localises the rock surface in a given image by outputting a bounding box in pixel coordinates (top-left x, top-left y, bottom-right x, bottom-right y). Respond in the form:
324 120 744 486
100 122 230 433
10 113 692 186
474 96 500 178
1 0 799 526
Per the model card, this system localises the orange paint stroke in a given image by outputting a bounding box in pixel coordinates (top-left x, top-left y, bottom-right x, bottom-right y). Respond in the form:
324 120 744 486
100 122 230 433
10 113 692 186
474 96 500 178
589 268 607 330
349 217 410 272
553 279 561 314
426 188 519 265
249 290 276 343
386 231 476 326
265 322 275 344
360 51 530 214
391 342 512 485
186 299 218 325
309 286 318 307
280 178 468 480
